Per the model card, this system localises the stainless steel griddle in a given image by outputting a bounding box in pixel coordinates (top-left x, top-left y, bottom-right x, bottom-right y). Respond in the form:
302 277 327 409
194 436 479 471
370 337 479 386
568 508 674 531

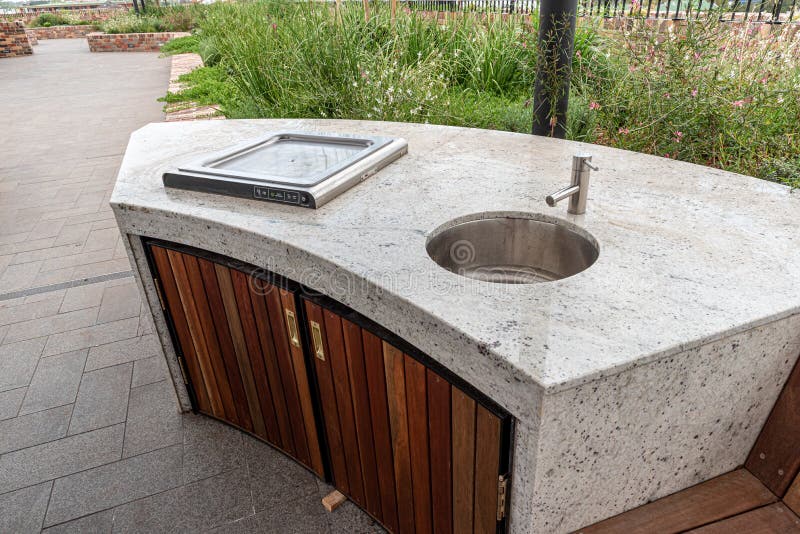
162 131 408 209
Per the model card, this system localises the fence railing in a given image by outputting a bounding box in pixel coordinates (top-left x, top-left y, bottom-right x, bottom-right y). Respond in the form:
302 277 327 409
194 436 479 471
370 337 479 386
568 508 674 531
399 0 798 23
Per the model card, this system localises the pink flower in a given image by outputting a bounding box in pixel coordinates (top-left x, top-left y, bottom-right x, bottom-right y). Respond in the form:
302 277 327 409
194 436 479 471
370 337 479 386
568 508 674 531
691 88 698 97
693 52 701 60
618 127 630 135
760 76 768 84
589 101 601 111
575 50 582 59
628 65 637 73
664 153 670 159
272 23 277 31
732 100 745 108
673 131 683 143
663 92 671 99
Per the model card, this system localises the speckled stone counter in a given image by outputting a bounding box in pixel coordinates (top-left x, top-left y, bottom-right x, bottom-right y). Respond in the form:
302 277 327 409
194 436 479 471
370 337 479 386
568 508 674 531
111 119 800 533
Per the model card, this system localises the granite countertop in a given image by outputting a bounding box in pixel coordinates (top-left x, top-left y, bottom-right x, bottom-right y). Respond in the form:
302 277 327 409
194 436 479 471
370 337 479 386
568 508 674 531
111 119 800 419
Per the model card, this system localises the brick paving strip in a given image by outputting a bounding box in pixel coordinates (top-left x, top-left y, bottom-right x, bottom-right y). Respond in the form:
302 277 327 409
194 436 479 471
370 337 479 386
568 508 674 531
0 38 380 533
164 52 224 122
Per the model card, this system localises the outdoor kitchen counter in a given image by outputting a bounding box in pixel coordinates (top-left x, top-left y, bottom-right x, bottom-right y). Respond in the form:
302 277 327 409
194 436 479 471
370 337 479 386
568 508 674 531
112 119 800 533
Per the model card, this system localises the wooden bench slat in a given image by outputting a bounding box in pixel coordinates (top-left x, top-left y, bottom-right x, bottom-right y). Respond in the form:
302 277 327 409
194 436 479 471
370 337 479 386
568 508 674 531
745 356 800 496
687 503 800 533
576 469 777 534
785 474 800 517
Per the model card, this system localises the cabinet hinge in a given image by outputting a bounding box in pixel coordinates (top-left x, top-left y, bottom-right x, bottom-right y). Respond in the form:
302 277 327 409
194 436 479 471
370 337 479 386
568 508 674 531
177 355 189 385
497 474 509 521
153 278 166 311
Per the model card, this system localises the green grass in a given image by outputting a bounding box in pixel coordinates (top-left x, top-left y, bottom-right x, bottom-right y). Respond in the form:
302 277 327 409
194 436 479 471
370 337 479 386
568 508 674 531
160 34 200 56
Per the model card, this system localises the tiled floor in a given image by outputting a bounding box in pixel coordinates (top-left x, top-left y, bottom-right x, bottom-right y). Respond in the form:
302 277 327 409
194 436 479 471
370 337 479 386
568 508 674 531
0 40 382 533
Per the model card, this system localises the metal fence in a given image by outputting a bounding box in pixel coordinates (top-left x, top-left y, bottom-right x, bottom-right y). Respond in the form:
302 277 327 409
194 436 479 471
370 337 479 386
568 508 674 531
400 0 798 23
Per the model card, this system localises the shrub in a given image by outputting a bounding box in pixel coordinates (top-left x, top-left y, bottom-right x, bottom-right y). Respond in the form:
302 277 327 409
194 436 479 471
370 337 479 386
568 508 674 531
569 17 800 182
29 12 90 27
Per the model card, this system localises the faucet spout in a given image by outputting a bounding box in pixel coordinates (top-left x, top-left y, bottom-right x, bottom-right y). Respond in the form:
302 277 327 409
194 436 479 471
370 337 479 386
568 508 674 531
546 154 596 215
545 185 580 207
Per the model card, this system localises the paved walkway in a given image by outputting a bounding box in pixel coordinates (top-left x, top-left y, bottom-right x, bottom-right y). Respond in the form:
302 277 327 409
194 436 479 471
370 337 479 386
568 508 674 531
0 40 378 533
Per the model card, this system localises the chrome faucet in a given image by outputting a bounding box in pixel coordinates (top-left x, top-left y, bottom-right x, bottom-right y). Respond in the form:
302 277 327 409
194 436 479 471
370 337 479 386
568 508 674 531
546 154 598 215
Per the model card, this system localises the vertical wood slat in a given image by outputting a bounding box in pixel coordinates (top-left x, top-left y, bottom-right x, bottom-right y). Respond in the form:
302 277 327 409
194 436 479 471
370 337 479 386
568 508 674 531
305 300 350 493
249 289 293 452
745 356 800 497
229 269 281 444
452 387 476 534
197 257 254 433
428 369 453 534
280 288 325 478
214 263 268 439
265 288 310 466
384 341 416 534
342 318 382 518
363 330 400 533
324 308 366 507
166 249 225 417
405 355 432 534
150 246 211 413
474 405 502 534
182 255 238 425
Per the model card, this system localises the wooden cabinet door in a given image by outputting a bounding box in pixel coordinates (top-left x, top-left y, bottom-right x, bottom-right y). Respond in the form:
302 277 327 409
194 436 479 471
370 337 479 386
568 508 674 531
149 244 324 478
303 299 508 534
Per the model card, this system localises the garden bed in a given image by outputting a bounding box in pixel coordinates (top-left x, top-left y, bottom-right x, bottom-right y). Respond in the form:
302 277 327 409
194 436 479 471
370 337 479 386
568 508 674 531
27 24 95 39
87 31 189 52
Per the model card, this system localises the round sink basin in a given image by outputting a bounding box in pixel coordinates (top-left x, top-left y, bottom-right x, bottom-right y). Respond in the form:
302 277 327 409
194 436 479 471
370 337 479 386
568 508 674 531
426 214 599 284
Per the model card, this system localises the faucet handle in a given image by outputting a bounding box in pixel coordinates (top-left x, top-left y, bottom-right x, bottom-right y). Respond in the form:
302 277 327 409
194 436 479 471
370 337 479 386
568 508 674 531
583 160 599 172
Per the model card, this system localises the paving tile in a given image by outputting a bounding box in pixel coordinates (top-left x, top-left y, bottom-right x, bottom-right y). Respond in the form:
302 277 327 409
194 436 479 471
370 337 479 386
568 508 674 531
44 443 183 527
60 282 105 313
42 316 139 357
0 481 53 534
68 363 132 435
112 466 253 534
4 307 98 344
318 480 384 534
82 227 120 253
28 219 66 241
96 281 140 324
53 222 92 248
72 258 132 279
41 509 113 534
132 355 169 387
0 423 124 494
0 336 47 393
20 349 87 415
243 433 319 512
0 404 72 455
0 292 62 327
85 334 160 372
183 413 245 484
0 387 26 421
0 261 43 293
207 491 330 534
10 243 84 266
123 380 182 458
39 249 114 274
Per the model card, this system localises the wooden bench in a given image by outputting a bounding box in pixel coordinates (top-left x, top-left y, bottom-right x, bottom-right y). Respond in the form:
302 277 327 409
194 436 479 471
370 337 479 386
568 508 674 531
577 356 800 533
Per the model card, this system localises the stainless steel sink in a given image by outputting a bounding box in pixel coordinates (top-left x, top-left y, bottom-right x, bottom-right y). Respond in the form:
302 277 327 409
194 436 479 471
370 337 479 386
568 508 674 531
426 214 598 284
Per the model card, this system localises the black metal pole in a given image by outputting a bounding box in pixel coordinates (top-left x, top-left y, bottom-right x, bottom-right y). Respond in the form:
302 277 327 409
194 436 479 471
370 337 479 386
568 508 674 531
532 0 579 138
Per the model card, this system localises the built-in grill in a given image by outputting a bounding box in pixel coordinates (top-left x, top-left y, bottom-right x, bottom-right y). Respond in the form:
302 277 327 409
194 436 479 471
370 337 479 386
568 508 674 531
163 131 408 209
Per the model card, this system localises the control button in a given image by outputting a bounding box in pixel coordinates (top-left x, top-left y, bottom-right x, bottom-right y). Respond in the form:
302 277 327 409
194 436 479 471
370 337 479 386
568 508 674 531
284 192 300 204
300 194 309 204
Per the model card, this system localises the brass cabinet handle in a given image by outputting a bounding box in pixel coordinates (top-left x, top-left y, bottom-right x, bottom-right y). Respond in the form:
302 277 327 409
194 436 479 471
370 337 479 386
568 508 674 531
285 309 301 348
310 321 325 361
